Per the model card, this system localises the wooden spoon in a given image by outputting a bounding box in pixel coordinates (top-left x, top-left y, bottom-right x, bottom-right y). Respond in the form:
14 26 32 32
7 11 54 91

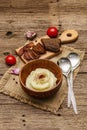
41 29 78 44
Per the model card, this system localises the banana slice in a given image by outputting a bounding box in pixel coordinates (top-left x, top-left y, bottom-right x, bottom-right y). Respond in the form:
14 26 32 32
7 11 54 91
26 68 57 90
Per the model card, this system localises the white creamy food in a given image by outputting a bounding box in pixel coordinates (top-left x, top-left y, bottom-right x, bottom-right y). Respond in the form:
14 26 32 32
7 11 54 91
26 68 57 90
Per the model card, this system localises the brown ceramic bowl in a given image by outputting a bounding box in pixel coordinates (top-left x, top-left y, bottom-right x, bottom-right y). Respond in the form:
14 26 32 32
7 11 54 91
19 59 62 99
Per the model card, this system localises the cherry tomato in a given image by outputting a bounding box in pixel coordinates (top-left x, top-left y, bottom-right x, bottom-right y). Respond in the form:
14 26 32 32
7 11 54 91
47 27 58 38
5 55 16 66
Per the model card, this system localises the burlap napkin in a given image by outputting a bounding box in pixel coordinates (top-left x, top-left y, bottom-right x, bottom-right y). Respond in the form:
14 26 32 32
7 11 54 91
0 46 85 114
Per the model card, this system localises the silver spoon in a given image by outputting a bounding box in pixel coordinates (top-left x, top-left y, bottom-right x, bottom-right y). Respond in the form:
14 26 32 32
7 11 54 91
57 57 78 114
67 52 80 109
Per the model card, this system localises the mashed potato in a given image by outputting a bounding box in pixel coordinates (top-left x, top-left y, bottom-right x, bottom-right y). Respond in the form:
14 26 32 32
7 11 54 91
26 68 57 91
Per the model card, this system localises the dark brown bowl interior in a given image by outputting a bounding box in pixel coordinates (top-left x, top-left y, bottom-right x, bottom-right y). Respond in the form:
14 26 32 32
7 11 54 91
19 59 62 99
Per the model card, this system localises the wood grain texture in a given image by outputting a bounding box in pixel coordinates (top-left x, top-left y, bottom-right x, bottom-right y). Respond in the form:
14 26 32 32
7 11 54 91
0 0 87 130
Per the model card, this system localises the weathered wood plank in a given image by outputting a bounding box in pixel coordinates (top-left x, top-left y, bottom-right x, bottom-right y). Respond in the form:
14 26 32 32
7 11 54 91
0 103 87 130
0 12 86 50
0 0 87 11
0 0 52 8
0 104 87 130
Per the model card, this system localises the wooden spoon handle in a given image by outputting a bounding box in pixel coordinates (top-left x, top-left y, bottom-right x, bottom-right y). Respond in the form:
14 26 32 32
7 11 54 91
59 30 78 44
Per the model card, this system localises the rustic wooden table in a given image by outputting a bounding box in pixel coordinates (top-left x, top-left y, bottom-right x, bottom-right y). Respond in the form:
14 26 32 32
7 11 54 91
0 0 87 130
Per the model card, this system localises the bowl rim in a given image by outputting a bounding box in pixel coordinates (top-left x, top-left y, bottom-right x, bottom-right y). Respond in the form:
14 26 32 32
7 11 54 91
19 59 63 93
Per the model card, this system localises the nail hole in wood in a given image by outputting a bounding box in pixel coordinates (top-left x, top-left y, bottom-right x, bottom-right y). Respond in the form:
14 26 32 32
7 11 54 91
6 31 13 36
50 1 53 3
29 11 33 13
58 24 62 27
22 119 26 122
23 124 26 126
57 113 61 116
59 33 61 35
53 14 56 16
16 81 18 84
67 33 72 37
35 40 37 42
22 114 25 117
3 52 10 56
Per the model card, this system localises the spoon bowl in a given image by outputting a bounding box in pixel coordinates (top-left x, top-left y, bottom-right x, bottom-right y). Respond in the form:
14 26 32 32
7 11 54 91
57 57 71 77
67 52 80 70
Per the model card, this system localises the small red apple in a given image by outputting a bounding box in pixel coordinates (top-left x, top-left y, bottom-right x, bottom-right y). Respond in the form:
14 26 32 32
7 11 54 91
5 55 16 66
47 27 58 38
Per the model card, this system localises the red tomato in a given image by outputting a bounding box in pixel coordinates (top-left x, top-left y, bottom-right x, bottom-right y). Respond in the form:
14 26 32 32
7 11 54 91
47 27 58 38
5 55 16 66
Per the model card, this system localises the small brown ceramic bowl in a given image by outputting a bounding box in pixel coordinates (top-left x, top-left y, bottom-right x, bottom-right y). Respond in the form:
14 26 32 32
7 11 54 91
19 59 62 99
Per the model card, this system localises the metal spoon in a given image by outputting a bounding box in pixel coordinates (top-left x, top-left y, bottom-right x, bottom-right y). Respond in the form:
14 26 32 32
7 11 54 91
67 52 80 109
57 57 78 114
